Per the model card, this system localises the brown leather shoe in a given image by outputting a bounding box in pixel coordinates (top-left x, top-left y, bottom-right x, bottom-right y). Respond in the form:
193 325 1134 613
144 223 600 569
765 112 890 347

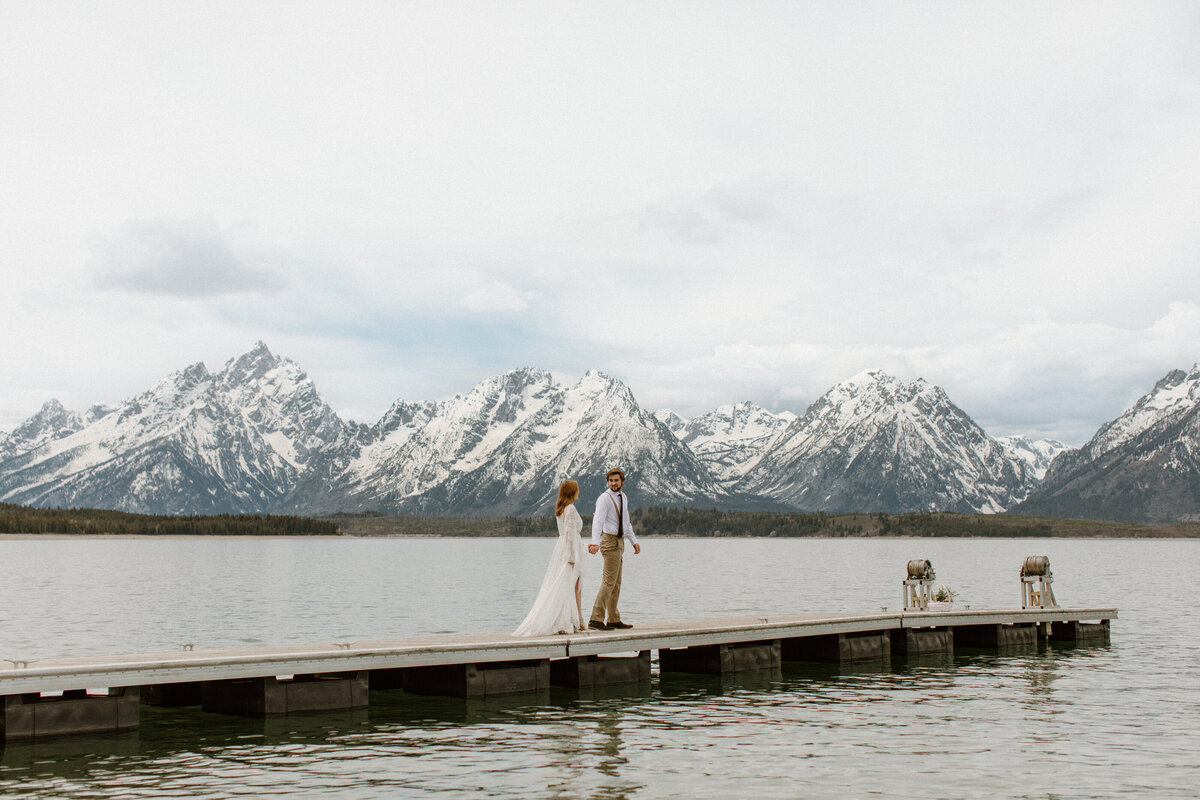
589 620 609 630
608 621 633 629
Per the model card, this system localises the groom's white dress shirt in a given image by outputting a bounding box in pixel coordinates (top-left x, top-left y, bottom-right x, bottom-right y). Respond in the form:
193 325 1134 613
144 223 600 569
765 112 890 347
591 489 638 546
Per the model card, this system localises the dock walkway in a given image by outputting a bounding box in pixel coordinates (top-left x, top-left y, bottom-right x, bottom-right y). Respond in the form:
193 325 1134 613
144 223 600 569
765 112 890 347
1 606 1115 696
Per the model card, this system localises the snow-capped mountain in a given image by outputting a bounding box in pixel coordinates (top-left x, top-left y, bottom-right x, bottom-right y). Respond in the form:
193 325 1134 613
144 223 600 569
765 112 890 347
292 368 723 516
0 399 83 460
995 435 1071 482
1015 365 1200 523
0 399 118 461
5 344 1193 521
652 409 688 436
661 402 796 485
0 343 350 514
734 370 1035 514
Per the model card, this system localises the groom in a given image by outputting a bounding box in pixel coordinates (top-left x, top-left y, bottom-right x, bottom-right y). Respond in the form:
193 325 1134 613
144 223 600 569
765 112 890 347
588 467 641 630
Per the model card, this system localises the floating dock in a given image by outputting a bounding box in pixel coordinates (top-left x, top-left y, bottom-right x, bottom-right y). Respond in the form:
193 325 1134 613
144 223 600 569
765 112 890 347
1 605 1115 741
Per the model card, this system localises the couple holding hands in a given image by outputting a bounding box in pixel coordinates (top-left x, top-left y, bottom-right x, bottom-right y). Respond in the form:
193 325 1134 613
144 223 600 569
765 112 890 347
513 468 641 637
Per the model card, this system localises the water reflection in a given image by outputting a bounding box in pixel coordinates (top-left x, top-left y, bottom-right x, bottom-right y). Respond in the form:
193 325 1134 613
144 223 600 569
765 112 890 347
892 651 956 672
0 730 141 779
784 657 893 680
657 667 783 698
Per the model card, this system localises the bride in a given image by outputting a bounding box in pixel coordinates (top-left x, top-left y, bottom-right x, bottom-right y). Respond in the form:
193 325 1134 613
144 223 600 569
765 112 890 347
513 480 588 636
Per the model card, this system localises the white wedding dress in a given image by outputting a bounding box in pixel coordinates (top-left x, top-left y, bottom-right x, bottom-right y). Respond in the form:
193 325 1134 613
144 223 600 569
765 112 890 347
513 504 586 636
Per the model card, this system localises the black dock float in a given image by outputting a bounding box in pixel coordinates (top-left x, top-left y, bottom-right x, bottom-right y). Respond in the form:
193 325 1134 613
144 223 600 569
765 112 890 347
402 659 550 699
550 652 651 688
2 688 140 741
953 623 1037 649
201 671 368 717
783 630 891 663
142 681 203 706
659 639 781 675
891 627 954 656
1050 619 1111 642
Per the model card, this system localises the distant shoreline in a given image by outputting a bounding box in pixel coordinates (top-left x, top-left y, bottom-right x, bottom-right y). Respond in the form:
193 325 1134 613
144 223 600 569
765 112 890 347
4 502 1197 539
329 508 1200 539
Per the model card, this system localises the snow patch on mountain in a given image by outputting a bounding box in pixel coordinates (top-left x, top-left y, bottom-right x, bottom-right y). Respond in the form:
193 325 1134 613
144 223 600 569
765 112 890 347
665 401 796 484
995 435 1071 481
652 409 688 435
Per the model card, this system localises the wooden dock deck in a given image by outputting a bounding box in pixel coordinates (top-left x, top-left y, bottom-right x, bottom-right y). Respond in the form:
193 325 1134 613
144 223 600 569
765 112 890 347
1 605 1115 698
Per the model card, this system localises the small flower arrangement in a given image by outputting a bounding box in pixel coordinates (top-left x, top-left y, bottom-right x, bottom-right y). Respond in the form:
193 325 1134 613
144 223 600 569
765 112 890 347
933 585 957 603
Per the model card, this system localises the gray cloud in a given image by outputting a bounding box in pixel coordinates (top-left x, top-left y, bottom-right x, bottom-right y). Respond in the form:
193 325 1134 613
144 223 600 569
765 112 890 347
90 217 284 297
637 177 783 245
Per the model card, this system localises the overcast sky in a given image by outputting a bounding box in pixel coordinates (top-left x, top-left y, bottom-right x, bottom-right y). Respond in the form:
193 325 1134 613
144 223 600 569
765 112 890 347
2 2 1198 446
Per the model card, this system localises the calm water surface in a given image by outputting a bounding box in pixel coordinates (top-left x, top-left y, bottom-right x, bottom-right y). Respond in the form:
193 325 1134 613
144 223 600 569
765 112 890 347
0 536 1196 798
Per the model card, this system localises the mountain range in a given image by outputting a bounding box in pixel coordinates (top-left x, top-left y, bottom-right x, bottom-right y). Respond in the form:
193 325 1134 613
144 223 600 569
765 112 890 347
2 342 1196 522
1013 365 1200 523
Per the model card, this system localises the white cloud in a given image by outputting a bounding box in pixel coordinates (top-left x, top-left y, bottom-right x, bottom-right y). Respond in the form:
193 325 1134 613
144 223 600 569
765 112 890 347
459 280 532 313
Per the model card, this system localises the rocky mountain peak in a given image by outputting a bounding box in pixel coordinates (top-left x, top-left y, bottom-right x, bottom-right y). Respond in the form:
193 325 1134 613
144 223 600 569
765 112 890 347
1154 368 1189 393
736 370 1027 514
1015 364 1200 523
178 361 213 387
218 341 283 386
376 399 436 438
13 399 80 440
2 399 85 458
1076 364 1200 463
577 370 641 409
653 409 688 435
127 362 212 417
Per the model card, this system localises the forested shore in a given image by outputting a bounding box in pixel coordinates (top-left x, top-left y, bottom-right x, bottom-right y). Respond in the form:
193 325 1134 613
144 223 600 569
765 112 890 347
3 502 1195 538
0 503 340 536
331 507 1200 539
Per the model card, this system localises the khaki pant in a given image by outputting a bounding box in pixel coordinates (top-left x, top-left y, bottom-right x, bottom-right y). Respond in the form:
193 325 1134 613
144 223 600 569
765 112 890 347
590 533 625 624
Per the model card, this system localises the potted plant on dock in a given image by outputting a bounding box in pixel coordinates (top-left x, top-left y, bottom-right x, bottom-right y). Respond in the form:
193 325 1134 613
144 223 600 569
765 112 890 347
928 585 957 611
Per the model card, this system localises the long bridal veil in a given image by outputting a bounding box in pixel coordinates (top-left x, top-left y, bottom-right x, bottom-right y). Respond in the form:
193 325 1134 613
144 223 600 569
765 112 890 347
513 504 585 636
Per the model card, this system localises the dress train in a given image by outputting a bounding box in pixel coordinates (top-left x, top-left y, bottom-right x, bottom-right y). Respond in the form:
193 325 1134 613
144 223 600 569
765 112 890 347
513 504 586 636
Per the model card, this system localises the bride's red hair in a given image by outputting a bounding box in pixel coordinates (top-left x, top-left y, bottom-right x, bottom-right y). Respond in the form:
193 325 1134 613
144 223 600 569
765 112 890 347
555 480 579 517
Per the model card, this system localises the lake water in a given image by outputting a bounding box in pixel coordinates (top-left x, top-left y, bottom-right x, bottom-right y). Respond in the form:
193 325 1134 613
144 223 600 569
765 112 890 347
0 536 1196 798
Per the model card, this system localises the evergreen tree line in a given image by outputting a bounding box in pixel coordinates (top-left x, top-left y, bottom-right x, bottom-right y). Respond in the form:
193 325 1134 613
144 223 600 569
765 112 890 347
500 509 838 537
584 507 1058 537
631 507 840 537
872 511 1055 538
0 503 340 536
